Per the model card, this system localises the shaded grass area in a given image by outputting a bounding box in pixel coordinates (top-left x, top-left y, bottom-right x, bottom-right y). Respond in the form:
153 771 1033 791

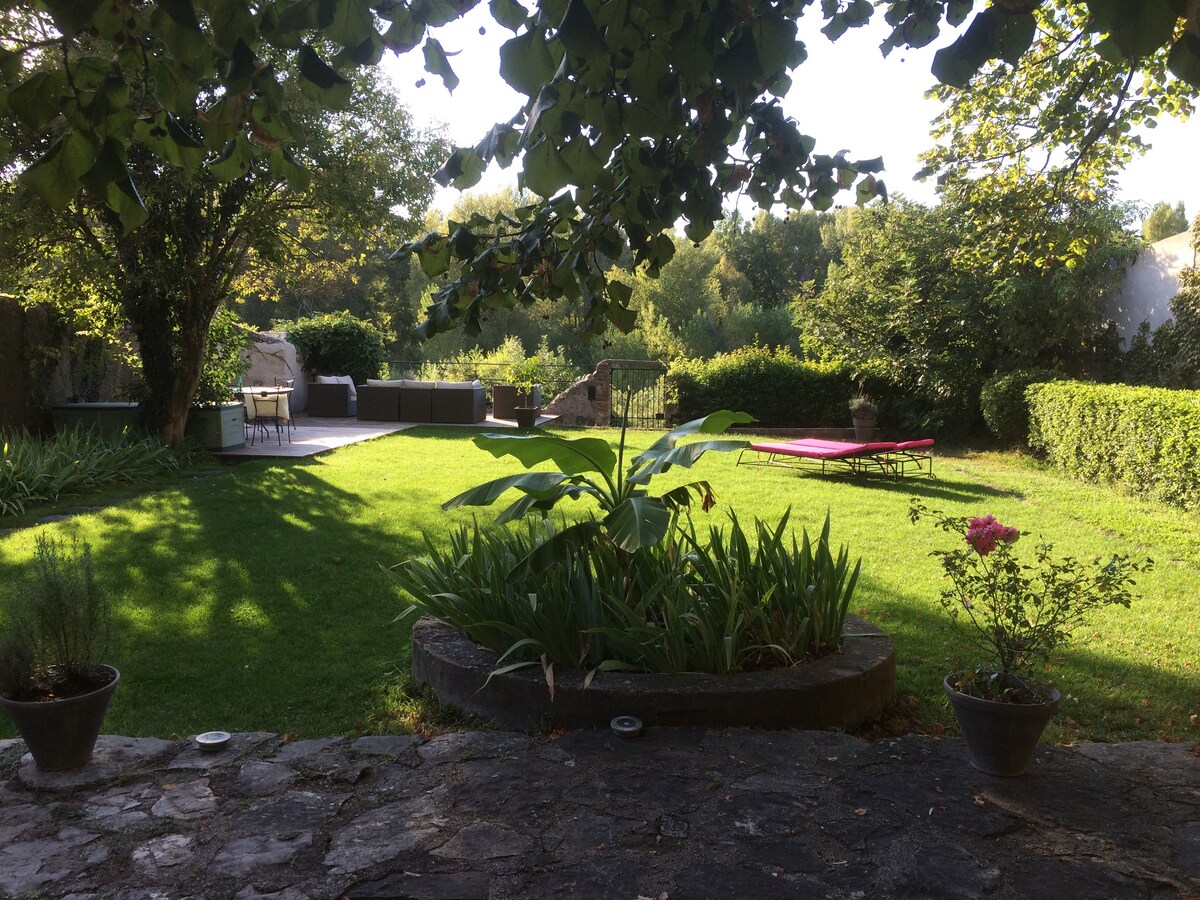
0 427 1196 745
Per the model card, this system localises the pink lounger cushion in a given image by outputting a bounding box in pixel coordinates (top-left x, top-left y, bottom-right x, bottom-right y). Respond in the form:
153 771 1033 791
747 438 935 460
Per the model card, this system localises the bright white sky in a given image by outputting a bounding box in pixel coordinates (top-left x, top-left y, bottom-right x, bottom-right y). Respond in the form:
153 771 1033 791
380 6 1200 226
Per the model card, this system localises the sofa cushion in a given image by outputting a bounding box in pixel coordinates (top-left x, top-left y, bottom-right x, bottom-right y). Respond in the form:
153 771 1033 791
366 378 406 387
435 380 483 390
316 374 357 400
402 379 436 389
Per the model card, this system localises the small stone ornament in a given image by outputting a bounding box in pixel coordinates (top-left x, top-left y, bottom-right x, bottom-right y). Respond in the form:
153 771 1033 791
610 715 643 739
195 731 231 753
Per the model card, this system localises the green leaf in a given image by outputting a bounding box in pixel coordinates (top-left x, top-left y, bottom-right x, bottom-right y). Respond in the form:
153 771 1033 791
603 496 671 552
520 137 572 198
133 112 205 174
474 432 618 478
1105 0 1180 61
1168 33 1200 89
208 135 256 181
442 471 573 511
414 233 451 277
490 0 529 30
509 520 603 580
629 439 749 481
41 0 104 38
324 0 377 46
499 30 557 95
9 71 67 131
995 13 1036 65
556 0 606 59
435 147 485 189
297 45 353 108
422 38 460 92
20 131 94 210
630 410 755 470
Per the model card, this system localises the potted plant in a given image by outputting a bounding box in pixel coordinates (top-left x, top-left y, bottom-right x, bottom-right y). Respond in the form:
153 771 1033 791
186 307 251 451
0 534 120 772
848 393 877 440
909 502 1150 776
495 357 546 424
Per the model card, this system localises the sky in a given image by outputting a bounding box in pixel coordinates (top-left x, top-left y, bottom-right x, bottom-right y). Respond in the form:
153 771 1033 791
380 7 1200 227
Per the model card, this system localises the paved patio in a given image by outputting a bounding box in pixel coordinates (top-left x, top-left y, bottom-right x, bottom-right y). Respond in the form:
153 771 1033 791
1 729 1196 898
219 413 560 460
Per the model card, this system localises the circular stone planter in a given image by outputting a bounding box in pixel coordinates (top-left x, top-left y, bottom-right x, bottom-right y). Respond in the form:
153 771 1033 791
411 616 895 731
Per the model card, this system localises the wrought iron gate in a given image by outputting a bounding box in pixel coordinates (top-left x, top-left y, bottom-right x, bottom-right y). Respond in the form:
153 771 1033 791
608 361 666 429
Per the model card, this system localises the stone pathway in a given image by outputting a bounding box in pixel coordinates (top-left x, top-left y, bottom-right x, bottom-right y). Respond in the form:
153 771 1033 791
1 730 1197 899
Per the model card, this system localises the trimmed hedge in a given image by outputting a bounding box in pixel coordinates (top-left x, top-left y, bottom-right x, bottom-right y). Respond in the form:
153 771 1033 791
668 347 854 427
281 311 388 386
980 368 1067 445
1027 380 1200 510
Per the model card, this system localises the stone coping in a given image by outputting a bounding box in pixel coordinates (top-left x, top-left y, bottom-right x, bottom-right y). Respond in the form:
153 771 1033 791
411 615 896 731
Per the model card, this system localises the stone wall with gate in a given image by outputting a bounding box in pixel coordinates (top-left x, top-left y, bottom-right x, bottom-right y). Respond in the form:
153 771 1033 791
544 359 665 427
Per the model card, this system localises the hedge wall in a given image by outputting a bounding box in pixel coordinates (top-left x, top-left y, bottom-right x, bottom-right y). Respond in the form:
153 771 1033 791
1027 380 1200 510
668 347 854 427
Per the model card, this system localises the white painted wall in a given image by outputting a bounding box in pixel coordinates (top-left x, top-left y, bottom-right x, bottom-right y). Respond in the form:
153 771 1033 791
1109 230 1198 339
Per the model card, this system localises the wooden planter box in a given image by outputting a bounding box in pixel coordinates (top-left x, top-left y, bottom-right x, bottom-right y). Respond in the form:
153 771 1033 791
186 402 246 451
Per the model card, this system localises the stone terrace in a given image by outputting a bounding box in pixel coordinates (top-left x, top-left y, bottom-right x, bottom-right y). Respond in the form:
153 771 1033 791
1 730 1197 899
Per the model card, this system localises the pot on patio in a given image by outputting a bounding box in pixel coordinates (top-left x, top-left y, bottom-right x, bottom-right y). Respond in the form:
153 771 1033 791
944 675 1061 777
1 665 121 771
513 405 541 429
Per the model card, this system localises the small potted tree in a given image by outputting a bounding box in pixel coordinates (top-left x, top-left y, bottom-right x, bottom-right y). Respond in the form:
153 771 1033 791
848 392 877 441
495 357 545 425
910 502 1150 776
186 307 251 451
0 534 120 772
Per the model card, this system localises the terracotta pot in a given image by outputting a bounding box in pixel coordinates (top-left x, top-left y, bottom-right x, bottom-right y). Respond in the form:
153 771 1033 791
0 665 120 771
944 674 1060 777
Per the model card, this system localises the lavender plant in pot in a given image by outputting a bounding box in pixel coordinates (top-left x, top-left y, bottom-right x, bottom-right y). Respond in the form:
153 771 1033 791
0 534 119 772
909 502 1150 777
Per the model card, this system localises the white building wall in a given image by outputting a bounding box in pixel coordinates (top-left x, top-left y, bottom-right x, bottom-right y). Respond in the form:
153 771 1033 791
1109 230 1197 339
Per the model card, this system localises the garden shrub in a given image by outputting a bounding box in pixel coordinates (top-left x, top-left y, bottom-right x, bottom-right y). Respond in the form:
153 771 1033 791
0 427 180 517
668 347 855 427
192 308 251 406
281 311 388 385
979 368 1067 445
1027 380 1200 510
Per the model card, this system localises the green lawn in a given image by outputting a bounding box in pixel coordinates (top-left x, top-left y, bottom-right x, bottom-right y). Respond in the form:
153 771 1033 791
1 426 1196 745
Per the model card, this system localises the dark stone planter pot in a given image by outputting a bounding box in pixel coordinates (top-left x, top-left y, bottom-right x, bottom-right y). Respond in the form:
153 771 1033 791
944 675 1061 777
852 416 876 441
0 665 120 772
412 616 895 731
513 406 541 429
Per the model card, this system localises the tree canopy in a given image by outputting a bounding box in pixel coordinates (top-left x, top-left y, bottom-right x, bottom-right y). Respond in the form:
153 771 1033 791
2 0 1198 361
1142 200 1190 241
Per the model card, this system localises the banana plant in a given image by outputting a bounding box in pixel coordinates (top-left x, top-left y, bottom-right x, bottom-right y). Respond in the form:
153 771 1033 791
442 408 755 575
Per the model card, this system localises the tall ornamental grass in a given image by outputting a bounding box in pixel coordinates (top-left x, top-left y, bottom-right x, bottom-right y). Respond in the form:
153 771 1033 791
0 426 179 517
390 510 859 681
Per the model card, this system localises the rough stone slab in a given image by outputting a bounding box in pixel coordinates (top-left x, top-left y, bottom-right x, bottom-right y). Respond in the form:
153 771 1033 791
351 734 422 758
238 761 299 796
417 731 533 765
346 871 492 899
167 731 276 770
0 827 108 896
234 888 311 900
272 736 347 761
214 833 314 878
0 801 53 843
234 789 349 832
18 736 176 792
131 834 196 874
1074 740 1200 789
150 778 217 821
431 822 535 860
324 795 447 874
84 784 157 828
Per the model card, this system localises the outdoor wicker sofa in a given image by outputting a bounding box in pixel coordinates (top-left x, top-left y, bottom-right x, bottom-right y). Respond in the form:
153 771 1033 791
357 379 486 424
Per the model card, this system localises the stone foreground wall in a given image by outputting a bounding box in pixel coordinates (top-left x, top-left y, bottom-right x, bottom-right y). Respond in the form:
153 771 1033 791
242 332 307 412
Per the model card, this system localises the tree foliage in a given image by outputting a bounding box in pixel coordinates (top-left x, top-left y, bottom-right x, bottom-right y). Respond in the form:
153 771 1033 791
1142 200 1190 242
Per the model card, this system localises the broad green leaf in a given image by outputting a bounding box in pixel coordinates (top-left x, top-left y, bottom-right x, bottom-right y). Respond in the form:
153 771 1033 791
520 137 572 198
995 13 1036 65
324 0 377 46
414 234 452 277
41 0 104 38
628 439 749 482
490 0 529 30
133 112 205 174
297 45 353 108
499 30 557 95
9 71 67 131
1168 33 1200 89
474 432 618 478
422 38 460 92
556 0 606 58
20 132 94 210
1105 0 1180 61
435 147 485 189
630 410 755 468
603 496 671 552
509 520 603 580
209 135 256 181
442 471 573 511
494 482 596 524
658 481 716 513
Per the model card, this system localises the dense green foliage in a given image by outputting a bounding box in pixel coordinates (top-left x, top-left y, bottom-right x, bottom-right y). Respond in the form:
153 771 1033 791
1028 381 1200 510
668 347 853 428
980 369 1068 445
798 200 1135 430
0 427 180 518
192 308 252 407
283 312 389 385
1121 251 1200 390
392 510 858 677
1142 201 1190 243
0 534 111 701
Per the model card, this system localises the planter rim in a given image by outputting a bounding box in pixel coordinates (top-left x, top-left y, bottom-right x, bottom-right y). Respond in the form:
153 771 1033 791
942 673 1061 708
0 664 121 709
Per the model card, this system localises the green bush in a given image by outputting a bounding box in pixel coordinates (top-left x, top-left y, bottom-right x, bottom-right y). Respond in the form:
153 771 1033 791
391 511 858 677
1027 381 1200 510
0 427 180 517
668 347 855 427
980 368 1067 445
281 311 388 385
193 307 251 407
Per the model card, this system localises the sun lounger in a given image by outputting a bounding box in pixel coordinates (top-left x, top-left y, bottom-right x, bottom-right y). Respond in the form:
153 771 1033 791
736 438 934 478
